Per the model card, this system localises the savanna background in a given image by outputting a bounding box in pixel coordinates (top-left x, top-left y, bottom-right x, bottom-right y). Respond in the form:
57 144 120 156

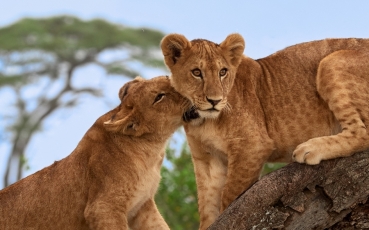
1 1 369 229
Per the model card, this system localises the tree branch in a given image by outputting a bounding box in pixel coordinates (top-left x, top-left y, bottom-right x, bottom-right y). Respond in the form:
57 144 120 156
208 151 369 230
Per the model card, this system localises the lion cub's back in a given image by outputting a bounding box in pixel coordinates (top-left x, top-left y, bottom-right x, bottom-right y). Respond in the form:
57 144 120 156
0 155 89 229
256 38 369 161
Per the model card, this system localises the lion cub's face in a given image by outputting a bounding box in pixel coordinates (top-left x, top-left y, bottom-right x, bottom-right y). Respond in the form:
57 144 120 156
161 34 245 119
104 76 189 137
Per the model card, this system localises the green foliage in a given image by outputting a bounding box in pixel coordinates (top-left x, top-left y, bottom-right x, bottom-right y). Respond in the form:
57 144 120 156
0 16 165 83
0 16 165 60
0 74 25 86
105 64 140 78
156 144 199 230
262 162 287 176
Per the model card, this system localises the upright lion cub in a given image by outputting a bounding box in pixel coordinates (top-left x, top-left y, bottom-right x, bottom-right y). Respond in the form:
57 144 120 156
0 76 190 230
161 34 369 229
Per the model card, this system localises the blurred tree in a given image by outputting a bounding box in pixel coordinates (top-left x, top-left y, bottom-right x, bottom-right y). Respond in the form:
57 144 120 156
0 15 165 187
156 143 200 230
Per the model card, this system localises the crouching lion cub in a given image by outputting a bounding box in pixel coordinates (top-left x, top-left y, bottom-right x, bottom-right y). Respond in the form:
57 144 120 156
161 34 369 229
0 76 190 230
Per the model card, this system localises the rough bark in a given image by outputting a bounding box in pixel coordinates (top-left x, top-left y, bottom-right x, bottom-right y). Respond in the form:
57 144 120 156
208 151 369 230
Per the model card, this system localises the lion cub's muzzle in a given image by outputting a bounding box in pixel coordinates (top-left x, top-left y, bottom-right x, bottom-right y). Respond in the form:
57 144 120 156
193 96 227 119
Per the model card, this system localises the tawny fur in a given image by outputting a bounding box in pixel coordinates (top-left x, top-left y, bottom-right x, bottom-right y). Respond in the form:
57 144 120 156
0 76 190 230
161 34 369 229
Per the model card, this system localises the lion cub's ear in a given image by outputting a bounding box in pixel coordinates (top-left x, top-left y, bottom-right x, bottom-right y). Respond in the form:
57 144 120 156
161 34 191 67
133 76 144 81
104 78 149 135
117 76 143 101
220 33 245 67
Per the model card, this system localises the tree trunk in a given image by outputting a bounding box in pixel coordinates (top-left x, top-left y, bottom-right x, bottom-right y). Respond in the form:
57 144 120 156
208 151 369 230
4 125 33 187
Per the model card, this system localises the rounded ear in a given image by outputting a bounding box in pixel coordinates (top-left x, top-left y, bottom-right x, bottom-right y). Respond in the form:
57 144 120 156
161 33 191 68
134 76 144 81
220 33 245 66
118 83 130 101
118 77 143 100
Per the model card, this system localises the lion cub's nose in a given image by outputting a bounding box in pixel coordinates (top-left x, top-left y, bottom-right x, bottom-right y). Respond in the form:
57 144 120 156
206 97 221 106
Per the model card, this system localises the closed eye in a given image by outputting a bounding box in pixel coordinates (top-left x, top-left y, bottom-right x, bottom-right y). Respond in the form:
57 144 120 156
153 93 165 104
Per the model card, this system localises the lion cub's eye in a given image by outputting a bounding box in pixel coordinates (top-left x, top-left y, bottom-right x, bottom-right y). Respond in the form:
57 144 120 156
219 68 228 77
153 93 165 104
191 69 202 78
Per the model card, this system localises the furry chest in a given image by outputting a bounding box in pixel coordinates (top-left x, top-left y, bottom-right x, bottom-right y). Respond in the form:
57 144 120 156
128 166 161 219
136 167 161 200
185 123 228 157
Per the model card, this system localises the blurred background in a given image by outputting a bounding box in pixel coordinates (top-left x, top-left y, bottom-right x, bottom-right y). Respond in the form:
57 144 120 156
1 1 369 229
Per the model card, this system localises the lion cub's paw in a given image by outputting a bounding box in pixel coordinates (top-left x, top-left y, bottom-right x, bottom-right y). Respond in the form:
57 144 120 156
292 140 324 165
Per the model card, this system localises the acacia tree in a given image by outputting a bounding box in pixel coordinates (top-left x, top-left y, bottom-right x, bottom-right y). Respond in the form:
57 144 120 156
0 16 165 187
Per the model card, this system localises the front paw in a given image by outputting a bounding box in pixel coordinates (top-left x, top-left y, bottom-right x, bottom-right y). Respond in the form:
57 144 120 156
292 141 323 165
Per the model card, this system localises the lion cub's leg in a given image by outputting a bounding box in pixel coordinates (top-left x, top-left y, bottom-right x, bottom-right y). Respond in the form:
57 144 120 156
188 136 227 230
128 198 169 230
293 50 369 164
84 198 129 230
221 138 274 212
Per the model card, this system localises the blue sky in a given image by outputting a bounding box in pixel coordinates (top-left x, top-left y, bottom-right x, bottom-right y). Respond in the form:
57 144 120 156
1 0 369 187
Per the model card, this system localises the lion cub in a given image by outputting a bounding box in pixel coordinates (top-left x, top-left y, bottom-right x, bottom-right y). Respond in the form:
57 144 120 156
161 34 369 229
0 76 190 230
